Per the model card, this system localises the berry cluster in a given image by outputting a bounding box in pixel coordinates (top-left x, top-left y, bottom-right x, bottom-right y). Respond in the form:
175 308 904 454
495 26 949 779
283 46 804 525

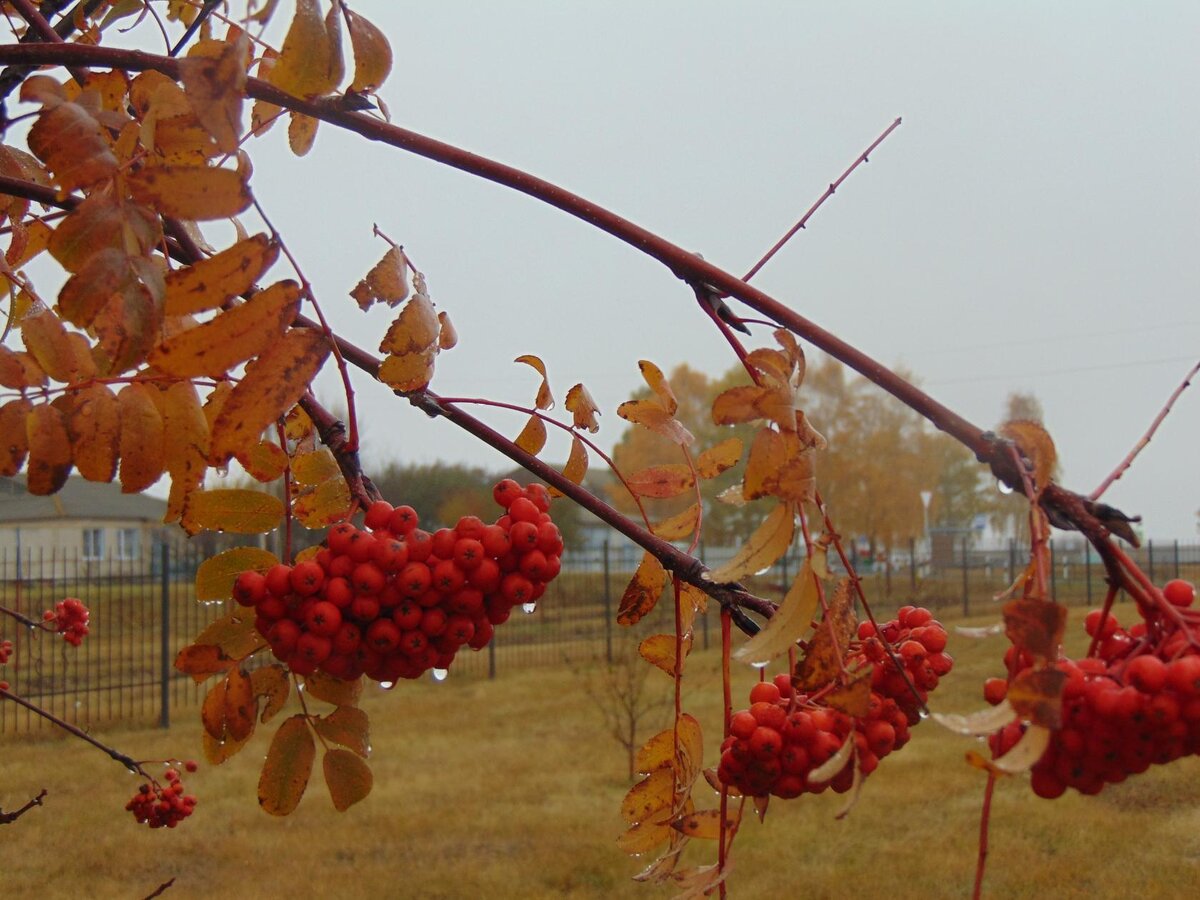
43 598 90 646
233 480 563 683
987 579 1200 799
717 606 952 799
125 768 197 829
0 638 11 665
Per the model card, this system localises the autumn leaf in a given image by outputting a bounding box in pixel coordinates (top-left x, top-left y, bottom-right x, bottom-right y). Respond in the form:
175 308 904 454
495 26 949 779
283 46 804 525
164 233 279 316
547 436 588 498
251 664 291 723
795 579 857 691
209 327 331 464
201 678 227 739
195 546 279 602
0 399 32 476
733 559 821 666
707 503 794 583
312 706 370 758
175 644 236 683
0 347 46 390
671 808 738 841
616 809 675 855
625 464 695 500
323 748 373 812
620 767 675 824
304 670 363 708
49 192 158 274
288 112 320 156
934 701 1017 737
695 437 742 479
258 715 316 816
21 308 93 383
268 0 341 99
1000 419 1057 492
1003 597 1066 662
237 440 290 482
826 669 872 718
565 382 600 432
968 725 1052 776
711 383 794 431
638 633 692 677
651 503 701 542
515 355 554 410
182 488 284 535
192 611 264 660
202 727 253 766
618 398 694 446
224 666 258 742
350 245 407 310
58 248 139 329
638 360 677 415
617 552 669 626
346 8 393 92
514 414 547 455
377 348 436 393
809 734 853 785
127 164 252 221
25 403 72 495
68 384 119 482
117 382 166 493
179 35 249 153
1007 667 1066 729
377 293 439 391
22 76 119 192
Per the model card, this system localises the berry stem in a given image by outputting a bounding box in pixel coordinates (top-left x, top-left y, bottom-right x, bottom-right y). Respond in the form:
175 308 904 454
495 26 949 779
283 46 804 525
0 788 47 825
973 773 997 900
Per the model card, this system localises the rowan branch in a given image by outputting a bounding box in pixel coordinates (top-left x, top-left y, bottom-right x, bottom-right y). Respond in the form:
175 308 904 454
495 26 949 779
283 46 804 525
0 686 147 775
0 788 47 825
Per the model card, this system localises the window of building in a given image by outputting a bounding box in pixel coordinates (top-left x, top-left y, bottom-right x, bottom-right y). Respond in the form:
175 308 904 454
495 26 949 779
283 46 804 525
116 528 139 560
82 528 104 560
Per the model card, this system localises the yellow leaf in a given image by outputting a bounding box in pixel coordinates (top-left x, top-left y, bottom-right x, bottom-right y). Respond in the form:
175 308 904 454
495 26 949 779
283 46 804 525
695 437 742 479
732 559 821 666
617 398 693 446
377 348 436 393
635 714 703 777
638 360 677 415
625 464 694 499
237 439 289 482
293 476 352 528
795 579 858 691
192 611 263 660
312 706 370 758
346 9 393 92
209 327 331 464
258 715 316 816
164 233 279 316
638 632 692 676
89 274 159 375
268 0 337 99
1007 667 1067 730
437 312 457 350
250 49 283 136
616 812 674 856
251 664 291 723
351 245 407 309
163 380 210 523
181 488 284 535
323 3 346 89
514 414 547 455
127 164 252 221
826 669 872 718
49 192 158 274
0 399 32 476
292 447 340 485
711 383 794 431
743 428 815 503
652 503 700 541
671 808 739 841
284 404 314 443
548 436 587 498
287 111 319 156
515 354 554 410
620 767 675 824
68 384 119 482
21 308 92 383
117 382 165 493
999 419 1057 492
195 546 279 602
179 35 249 153
25 403 72 495
57 248 138 328
224 665 258 742
304 670 363 707
379 293 439 355
565 382 600 433
707 503 794 583
617 552 668 626
150 280 300 378
323 748 373 812
22 79 119 192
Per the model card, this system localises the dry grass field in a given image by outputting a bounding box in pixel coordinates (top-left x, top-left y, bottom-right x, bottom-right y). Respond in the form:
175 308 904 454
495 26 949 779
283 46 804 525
3 605 1200 899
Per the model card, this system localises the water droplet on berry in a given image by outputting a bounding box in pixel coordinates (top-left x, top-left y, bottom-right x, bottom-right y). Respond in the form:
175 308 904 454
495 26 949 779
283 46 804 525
996 479 1013 495
521 602 536 614
432 668 448 682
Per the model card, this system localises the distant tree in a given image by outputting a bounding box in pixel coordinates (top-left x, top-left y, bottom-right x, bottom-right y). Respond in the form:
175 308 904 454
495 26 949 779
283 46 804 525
1003 391 1045 423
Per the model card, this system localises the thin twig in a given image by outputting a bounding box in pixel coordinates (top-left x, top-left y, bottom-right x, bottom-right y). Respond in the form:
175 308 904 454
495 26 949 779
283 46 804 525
141 878 176 900
0 788 47 824
0 686 147 775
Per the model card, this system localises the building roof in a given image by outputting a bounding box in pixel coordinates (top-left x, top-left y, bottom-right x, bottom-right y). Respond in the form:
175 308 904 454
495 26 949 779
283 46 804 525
0 476 167 524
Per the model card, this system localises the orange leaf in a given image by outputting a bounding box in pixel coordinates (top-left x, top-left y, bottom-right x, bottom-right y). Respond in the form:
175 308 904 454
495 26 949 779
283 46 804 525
304 670 363 707
515 355 554 410
620 767 675 824
707 503 794 583
999 419 1057 492
192 611 264 660
437 312 457 350
117 382 166 493
175 644 236 684
323 748 373 812
795 579 857 691
292 447 340 485
49 192 158 274
25 403 72 495
149 279 301 377
57 248 143 329
237 439 289 482
22 76 119 192
826 669 872 718
209 327 330 464
711 384 794 431
671 808 739 841
127 164 252 221
181 488 284 535
616 812 674 856
68 384 119 482
312 706 370 758
695 437 742 479
258 714 316 816
251 664 291 723
565 382 600 433
638 633 692 676
202 726 253 766
617 552 668 626
377 349 436 393
514 414 547 455
548 435 587 498
224 665 258 742
618 398 693 446
1007 667 1067 729
268 0 339 99
163 380 211 523
1003 598 1066 662
625 464 695 499
179 35 249 153
733 559 821 666
201 677 227 739
0 399 32 476
21 308 93 383
638 360 677 415
195 546 279 602
635 713 703 778
652 503 701 542
346 9 393 92
350 245 407 310
164 233 279 316
0 347 46 389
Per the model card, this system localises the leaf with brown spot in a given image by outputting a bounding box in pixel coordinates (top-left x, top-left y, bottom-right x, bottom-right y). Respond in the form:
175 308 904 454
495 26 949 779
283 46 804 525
826 669 872 718
312 706 370 758
163 380 210 523
547 436 587 498
22 77 119 192
179 35 249 153
209 327 330 464
707 503 794 583
150 280 300 378
304 671 363 707
292 447 340 485
377 348 436 393
1002 598 1066 662
1007 667 1066 729
164 233 279 316
268 0 339 99
0 399 32 476
68 384 119 482
21 308 91 383
638 633 692 677
0 346 46 389
565 383 600 433
224 665 258 742
651 503 701 541
237 440 289 482
618 398 693 446
743 428 816 504
515 355 554 410
351 245 407 310
90 276 159 375
181 488 284 535
671 808 738 841
175 644 236 683
25 403 72 494
195 546 279 602
323 748 372 812
617 552 668 626
57 248 138 329
127 165 252 221
192 611 264 660
202 727 253 765
50 193 158 274
638 360 677 415
625 464 694 499
733 559 821 666
201 677 227 739
795 579 857 690
117 383 165 492
346 9 393 92
251 664 290 723
616 809 674 855
514 414 547 455
695 437 741 479
620 767 675 824
258 714 316 816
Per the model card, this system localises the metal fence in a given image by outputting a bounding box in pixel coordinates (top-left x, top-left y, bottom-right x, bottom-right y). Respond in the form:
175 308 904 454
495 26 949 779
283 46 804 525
3 538 1199 737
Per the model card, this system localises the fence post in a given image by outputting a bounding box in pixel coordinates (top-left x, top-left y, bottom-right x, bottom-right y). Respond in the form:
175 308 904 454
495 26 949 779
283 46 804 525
603 538 613 664
1085 542 1092 605
488 631 496 679
1049 540 1056 599
909 537 917 593
1008 539 1016 585
159 542 170 729
961 537 969 617
1174 540 1180 579
1147 539 1155 585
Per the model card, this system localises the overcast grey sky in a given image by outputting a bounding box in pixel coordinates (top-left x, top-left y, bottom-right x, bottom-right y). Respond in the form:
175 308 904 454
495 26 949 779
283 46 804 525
245 2 1199 540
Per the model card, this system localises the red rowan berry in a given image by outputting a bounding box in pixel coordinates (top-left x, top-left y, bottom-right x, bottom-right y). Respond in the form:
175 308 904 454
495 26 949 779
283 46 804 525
388 505 419 534
305 601 342 637
232 571 267 607
264 564 293 598
508 497 540 524
363 500 394 531
290 560 325 597
749 681 782 705
493 479 523 508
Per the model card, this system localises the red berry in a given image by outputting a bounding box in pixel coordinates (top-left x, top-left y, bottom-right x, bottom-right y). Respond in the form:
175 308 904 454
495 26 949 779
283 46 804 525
431 559 465 594
349 594 381 622
508 497 540 524
305 601 342 637
509 521 539 552
264 564 293 598
232 571 266 607
352 562 385 596
323 576 354 609
405 529 433 562
363 500 394 531
1163 579 1195 608
366 619 402 654
290 560 325 597
327 522 357 555
493 479 523 508
453 538 485 571
431 528 457 560
983 677 1008 705
749 681 782 705
525 483 551 513
454 516 486 540
1124 655 1167 694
